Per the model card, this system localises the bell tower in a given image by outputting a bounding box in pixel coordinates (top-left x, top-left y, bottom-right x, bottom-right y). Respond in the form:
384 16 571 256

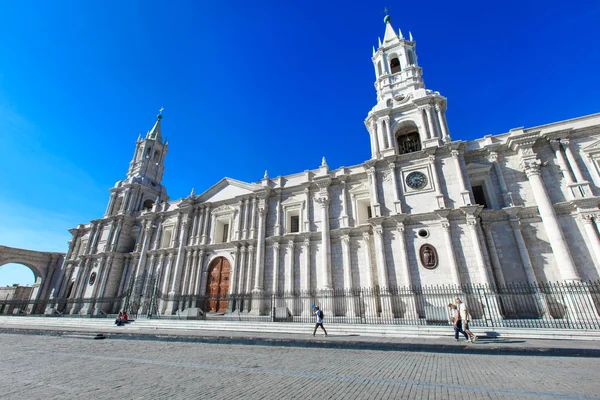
365 13 452 159
104 110 170 217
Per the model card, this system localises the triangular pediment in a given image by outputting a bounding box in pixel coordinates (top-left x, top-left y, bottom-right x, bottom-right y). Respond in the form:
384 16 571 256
466 162 492 175
582 139 600 155
349 182 369 194
197 178 259 203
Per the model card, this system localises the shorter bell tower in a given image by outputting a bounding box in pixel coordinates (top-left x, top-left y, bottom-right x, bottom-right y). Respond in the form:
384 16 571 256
104 110 170 217
365 13 452 159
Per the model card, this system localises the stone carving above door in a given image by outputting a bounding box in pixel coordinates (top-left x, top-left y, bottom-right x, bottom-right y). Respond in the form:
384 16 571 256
419 244 438 269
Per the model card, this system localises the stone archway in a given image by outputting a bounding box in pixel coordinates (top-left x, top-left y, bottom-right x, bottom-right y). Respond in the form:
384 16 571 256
205 257 230 313
0 245 64 313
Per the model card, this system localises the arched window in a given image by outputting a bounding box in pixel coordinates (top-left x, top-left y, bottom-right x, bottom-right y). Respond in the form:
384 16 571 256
142 199 154 211
153 150 160 162
145 147 151 158
377 61 383 77
390 58 401 74
112 196 123 215
407 50 415 65
136 148 143 161
395 121 422 155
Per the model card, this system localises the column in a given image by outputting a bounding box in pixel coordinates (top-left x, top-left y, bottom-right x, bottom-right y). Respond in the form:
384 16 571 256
316 196 333 289
435 104 451 142
464 216 492 285
376 119 387 149
451 150 471 205
253 205 268 292
580 214 600 267
235 201 244 240
424 105 437 139
274 191 282 236
340 234 355 317
250 197 257 239
241 199 249 239
373 224 392 318
340 179 349 227
301 237 312 316
481 223 507 287
168 213 191 312
370 120 380 157
285 240 294 293
521 159 581 281
110 219 123 252
245 245 255 296
362 233 374 288
366 166 380 217
201 204 211 244
440 219 461 286
195 207 204 245
426 155 446 209
237 247 247 294
105 192 117 216
563 140 586 183
388 162 402 214
134 220 154 281
550 140 575 188
383 117 394 150
159 254 173 314
194 249 205 297
489 152 514 207
272 242 280 294
181 249 193 302
190 209 199 245
395 222 419 319
303 186 311 232
94 256 113 314
417 107 430 139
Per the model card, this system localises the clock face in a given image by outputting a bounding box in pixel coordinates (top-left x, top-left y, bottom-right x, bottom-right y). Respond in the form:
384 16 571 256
406 171 428 190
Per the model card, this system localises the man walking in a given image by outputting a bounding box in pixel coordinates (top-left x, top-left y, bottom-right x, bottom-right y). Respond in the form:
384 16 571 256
456 298 477 342
312 305 328 336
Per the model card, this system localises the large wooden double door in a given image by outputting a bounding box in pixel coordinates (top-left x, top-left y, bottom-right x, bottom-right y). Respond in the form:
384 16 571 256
206 257 230 313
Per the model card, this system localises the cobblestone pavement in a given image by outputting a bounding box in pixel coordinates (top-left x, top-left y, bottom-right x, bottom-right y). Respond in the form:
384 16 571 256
0 333 599 400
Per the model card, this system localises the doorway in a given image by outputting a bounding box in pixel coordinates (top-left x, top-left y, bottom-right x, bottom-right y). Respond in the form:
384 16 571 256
206 257 230 313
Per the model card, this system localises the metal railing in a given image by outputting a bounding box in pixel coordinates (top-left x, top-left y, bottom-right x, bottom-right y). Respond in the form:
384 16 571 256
2 281 599 329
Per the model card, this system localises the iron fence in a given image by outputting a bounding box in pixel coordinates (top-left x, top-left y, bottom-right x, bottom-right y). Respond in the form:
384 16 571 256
2 281 600 329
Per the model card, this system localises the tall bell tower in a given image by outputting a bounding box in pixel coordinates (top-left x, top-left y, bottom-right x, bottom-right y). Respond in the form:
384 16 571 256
365 13 452 159
104 110 170 217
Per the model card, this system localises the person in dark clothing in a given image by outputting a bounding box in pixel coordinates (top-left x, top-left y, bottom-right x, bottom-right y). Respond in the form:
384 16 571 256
312 305 328 336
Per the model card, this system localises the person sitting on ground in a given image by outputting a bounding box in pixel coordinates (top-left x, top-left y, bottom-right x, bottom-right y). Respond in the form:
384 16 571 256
448 303 469 342
115 311 124 326
122 311 129 323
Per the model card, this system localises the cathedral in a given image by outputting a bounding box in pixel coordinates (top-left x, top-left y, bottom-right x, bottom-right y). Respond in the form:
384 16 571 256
41 15 600 319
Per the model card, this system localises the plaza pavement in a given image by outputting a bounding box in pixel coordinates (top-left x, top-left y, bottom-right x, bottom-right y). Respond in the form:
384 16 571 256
0 331 599 400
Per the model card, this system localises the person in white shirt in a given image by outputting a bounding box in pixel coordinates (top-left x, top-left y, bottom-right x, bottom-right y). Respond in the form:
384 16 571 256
312 305 328 336
455 298 477 343
448 303 469 342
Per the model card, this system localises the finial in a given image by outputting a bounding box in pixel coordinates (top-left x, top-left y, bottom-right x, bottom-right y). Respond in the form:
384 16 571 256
321 157 328 167
157 106 164 120
263 170 269 179
382 7 391 24
137 133 142 142
190 187 195 197
398 28 404 39
409 32 413 41
372 46 376 56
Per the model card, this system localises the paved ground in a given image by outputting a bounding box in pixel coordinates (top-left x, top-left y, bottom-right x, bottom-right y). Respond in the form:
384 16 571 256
1 333 599 399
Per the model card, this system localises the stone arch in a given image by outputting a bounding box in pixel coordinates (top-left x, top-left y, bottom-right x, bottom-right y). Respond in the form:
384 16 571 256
393 119 422 154
0 245 65 314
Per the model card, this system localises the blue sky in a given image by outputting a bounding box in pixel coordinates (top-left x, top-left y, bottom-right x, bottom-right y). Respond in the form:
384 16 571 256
1 0 599 285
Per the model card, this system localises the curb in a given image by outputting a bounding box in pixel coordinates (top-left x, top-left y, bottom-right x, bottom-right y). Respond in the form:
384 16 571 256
2 327 600 358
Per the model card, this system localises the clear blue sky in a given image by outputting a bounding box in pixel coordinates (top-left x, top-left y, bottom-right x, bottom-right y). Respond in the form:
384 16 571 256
1 0 599 286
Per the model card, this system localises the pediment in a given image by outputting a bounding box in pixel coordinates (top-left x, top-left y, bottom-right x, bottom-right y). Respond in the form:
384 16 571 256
281 195 303 206
466 162 492 175
349 182 369 194
197 178 259 203
582 139 600 156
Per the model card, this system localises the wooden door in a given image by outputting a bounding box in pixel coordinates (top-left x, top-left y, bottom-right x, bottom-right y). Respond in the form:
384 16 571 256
206 257 230 313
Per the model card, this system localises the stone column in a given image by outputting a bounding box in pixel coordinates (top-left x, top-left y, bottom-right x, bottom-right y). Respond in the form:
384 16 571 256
252 203 268 314
134 221 155 281
301 236 311 316
272 242 280 294
366 166 380 217
425 105 437 139
395 222 418 319
303 186 311 232
250 197 258 239
383 117 394 151
488 152 514 207
194 249 205 297
285 240 295 293
245 245 255 305
187 250 199 304
105 192 117 216
464 215 492 286
521 159 581 281
241 199 249 239
274 191 282 236
201 204 211 244
373 224 392 318
110 219 124 252
429 155 446 209
316 196 333 289
440 219 461 286
237 247 247 294
451 150 471 205
481 223 506 287
388 162 402 214
339 178 349 227
94 256 113 314
340 234 355 317
370 120 380 157
362 232 376 317
376 119 387 149
563 139 586 183
435 104 451 142
168 213 191 312
550 140 575 198
417 107 430 140
159 254 173 314
580 214 600 267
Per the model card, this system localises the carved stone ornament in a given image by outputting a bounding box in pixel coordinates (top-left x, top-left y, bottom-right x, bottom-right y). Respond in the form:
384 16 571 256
419 244 438 270
88 271 97 286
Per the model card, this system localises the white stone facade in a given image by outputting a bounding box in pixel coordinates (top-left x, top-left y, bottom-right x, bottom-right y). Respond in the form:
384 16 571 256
51 17 600 316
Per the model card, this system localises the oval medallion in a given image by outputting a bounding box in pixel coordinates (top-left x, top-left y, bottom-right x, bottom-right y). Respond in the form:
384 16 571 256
419 244 438 269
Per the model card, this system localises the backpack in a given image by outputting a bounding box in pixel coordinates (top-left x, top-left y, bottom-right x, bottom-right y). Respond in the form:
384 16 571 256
318 310 324 320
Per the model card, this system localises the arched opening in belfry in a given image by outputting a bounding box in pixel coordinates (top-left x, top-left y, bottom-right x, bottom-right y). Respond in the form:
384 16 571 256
395 120 422 155
0 263 37 315
142 199 154 211
407 50 415 65
390 57 401 74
